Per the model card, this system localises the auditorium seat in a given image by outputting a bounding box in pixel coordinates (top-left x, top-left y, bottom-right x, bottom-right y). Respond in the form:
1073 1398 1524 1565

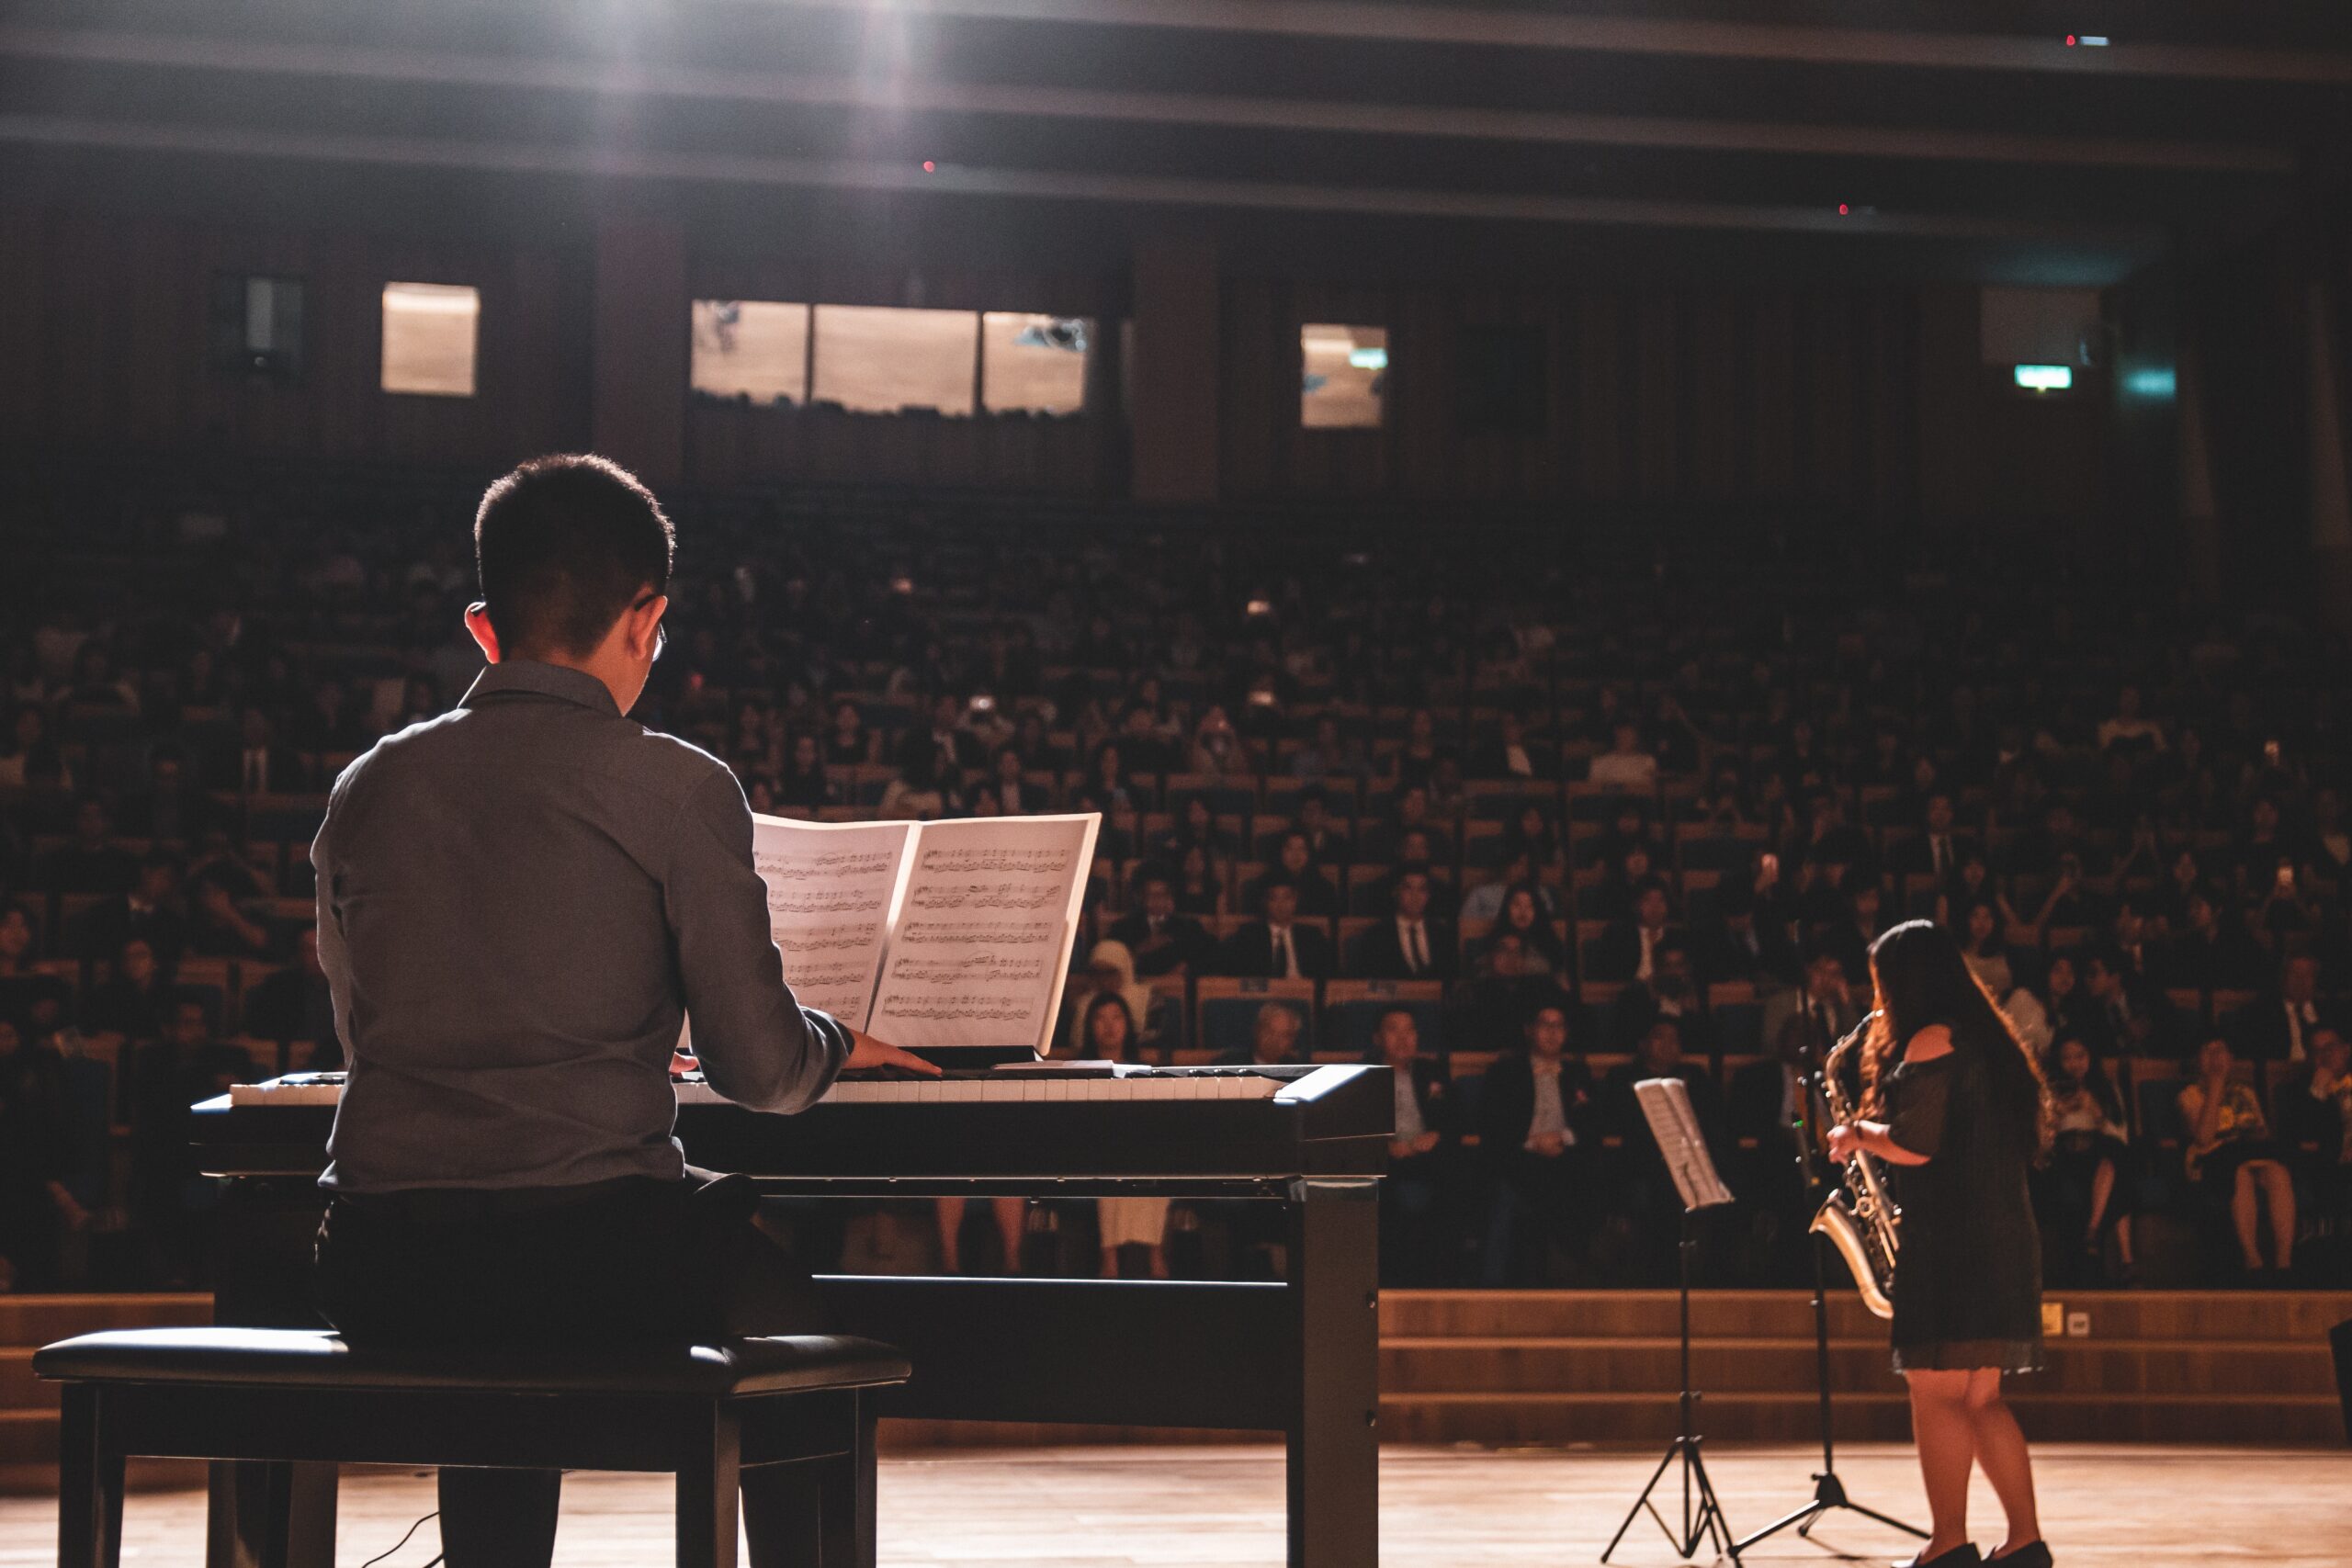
1706 984 1765 1057
1323 979 1445 1055
1193 977 1316 1057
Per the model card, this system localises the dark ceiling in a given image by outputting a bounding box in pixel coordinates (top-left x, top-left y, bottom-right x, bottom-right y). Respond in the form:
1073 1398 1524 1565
4 0 2348 285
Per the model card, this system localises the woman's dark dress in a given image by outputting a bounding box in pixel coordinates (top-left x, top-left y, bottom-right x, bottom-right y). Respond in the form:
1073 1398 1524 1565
1883 1034 2044 1373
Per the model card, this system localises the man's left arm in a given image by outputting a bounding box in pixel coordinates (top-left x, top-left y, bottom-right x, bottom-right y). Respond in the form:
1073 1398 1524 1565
665 770 852 1113
310 805 356 1067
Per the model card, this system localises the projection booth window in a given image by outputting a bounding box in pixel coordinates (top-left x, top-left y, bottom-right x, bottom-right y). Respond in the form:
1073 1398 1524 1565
810 305 979 416
1300 323 1387 429
380 282 480 398
691 300 812 405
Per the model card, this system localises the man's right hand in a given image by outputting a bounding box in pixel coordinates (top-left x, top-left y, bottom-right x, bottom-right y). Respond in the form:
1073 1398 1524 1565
844 1028 944 1077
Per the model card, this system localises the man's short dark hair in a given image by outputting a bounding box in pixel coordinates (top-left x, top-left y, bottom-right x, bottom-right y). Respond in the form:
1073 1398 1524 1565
475 455 674 660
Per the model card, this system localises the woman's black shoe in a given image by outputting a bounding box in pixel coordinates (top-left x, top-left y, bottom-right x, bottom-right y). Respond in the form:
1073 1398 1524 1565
1988 1541 2053 1568
1896 1547 1983 1568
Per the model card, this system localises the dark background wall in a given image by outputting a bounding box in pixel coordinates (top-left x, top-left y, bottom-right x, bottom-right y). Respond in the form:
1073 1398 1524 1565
0 200 2119 536
0 209 591 470
1218 274 1923 517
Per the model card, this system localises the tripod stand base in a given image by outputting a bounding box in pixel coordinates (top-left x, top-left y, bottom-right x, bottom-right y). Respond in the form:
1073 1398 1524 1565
1730 1469 1927 1554
1601 1435 1737 1564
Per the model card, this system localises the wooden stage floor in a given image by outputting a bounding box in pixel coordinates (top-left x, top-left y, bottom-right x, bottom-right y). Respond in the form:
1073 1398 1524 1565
1 1441 2344 1565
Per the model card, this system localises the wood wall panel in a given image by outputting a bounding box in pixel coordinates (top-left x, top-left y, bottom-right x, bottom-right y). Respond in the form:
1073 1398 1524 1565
1217 276 1932 516
1395 288 1452 498
1916 282 2111 530
0 206 582 471
0 199 2110 526
1801 290 1859 505
1635 292 1680 500
1684 292 1738 503
594 218 688 482
1131 239 1223 504
1572 291 1627 502
0 213 39 440
1747 291 1799 500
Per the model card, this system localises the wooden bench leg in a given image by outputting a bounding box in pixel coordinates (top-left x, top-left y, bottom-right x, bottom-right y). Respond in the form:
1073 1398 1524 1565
57 1385 123 1568
677 1404 742 1568
817 1393 878 1568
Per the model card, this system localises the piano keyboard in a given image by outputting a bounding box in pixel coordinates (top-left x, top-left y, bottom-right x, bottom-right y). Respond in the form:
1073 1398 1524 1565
228 1066 1290 1108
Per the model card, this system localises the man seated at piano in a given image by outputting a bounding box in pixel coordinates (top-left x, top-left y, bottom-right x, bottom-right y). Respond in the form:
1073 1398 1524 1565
1217 1001 1310 1067
304 455 938 1568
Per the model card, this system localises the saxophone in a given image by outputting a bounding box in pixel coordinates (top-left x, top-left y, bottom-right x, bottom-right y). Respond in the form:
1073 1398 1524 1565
1809 1010 1899 1319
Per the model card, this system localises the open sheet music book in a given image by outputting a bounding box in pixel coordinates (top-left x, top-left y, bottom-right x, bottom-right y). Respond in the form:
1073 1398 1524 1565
721 809 1101 1058
1633 1077 1736 1212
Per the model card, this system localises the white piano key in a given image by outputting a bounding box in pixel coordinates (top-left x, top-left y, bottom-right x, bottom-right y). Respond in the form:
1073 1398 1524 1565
236 1072 1287 1110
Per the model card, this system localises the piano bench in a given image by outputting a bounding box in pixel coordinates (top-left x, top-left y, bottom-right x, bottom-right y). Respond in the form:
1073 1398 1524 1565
35 1326 913 1568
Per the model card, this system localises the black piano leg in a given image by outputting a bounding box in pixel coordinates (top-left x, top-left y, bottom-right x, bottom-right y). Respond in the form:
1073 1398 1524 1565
1285 1178 1381 1568
205 1461 336 1568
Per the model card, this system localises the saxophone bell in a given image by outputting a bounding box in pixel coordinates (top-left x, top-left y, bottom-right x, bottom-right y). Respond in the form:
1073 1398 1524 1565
1809 1010 1900 1319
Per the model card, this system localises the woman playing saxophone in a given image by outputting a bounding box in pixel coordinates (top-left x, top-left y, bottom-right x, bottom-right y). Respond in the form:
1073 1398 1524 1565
1826 920 2052 1568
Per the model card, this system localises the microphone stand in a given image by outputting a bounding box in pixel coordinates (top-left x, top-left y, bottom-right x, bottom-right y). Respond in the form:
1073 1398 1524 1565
1732 1034 1925 1555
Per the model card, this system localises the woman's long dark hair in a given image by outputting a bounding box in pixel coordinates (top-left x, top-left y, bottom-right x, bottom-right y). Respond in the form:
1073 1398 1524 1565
1080 991 1136 1062
2045 1035 2126 1124
1860 919 2051 1153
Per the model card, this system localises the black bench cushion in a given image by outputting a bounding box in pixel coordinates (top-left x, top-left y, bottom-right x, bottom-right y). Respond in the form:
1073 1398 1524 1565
34 1328 911 1399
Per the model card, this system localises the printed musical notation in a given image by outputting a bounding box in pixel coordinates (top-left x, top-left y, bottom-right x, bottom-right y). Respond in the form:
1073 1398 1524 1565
686 812 1098 1055
914 847 1073 874
871 815 1097 1050
749 818 916 1029
904 882 1064 911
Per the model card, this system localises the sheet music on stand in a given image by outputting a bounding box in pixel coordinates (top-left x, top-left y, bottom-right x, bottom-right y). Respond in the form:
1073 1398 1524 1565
1634 1077 1736 1211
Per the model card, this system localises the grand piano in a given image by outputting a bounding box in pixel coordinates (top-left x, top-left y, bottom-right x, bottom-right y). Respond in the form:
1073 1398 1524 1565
192 1061 1391 1568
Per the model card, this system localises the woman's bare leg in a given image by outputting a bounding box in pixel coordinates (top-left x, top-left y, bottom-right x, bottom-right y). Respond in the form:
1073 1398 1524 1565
1903 1369 1976 1562
2230 1165 2264 1269
935 1197 966 1273
992 1197 1030 1274
2256 1161 2296 1269
2086 1158 2116 1238
1964 1368 2041 1558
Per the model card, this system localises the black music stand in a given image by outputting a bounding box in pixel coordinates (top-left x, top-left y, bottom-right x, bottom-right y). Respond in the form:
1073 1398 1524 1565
1731 1060 1925 1557
1601 1078 1739 1565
